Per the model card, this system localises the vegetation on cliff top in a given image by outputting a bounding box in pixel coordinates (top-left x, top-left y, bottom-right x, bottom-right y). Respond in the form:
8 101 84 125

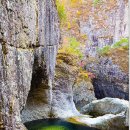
97 38 129 56
57 46 95 82
93 0 102 6
58 37 83 59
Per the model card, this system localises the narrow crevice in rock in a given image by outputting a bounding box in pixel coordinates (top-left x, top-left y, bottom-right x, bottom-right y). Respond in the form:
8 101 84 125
0 42 45 50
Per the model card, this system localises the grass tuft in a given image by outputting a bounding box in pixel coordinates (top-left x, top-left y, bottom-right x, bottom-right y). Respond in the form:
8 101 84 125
56 0 66 22
111 38 129 49
97 45 111 55
59 37 83 59
93 0 102 6
98 38 129 55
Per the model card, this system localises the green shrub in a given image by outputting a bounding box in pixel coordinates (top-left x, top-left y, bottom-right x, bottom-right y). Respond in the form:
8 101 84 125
56 0 66 22
112 38 129 49
97 37 129 55
93 0 102 6
97 45 111 55
67 38 83 58
59 37 83 59
69 37 80 48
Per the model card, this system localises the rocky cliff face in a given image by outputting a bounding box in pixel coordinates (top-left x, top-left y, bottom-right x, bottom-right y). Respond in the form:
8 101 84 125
79 0 129 100
54 52 96 114
86 55 129 100
56 0 129 101
80 0 128 57
0 0 60 129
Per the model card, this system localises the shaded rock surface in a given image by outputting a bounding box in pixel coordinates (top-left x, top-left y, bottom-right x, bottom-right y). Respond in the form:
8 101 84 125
0 0 60 129
21 47 52 122
86 56 129 100
73 80 96 110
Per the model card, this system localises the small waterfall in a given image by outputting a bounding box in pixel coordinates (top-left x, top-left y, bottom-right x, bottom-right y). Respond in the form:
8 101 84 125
48 76 55 118
42 0 60 117
48 78 53 107
45 45 58 117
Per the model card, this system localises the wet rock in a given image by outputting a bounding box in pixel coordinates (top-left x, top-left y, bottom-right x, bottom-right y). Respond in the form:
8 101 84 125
81 98 129 128
70 113 128 130
68 98 129 130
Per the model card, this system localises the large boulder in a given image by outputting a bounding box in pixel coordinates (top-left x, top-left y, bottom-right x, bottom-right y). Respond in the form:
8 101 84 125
69 112 128 130
68 98 129 130
81 98 129 117
77 98 129 130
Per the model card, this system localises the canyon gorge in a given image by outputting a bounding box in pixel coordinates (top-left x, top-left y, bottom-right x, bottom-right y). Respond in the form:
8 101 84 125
0 0 129 130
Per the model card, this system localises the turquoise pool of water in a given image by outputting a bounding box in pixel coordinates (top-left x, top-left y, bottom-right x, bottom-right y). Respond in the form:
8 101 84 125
24 119 99 130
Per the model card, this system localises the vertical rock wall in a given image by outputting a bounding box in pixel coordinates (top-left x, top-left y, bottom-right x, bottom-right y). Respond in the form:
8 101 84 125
79 0 129 100
0 0 60 129
80 0 128 57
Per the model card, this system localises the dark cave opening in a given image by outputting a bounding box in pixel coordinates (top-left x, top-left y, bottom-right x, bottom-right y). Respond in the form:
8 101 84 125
20 56 51 123
92 78 129 100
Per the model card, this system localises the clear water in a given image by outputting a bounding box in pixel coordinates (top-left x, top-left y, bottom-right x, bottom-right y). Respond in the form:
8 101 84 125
24 119 99 130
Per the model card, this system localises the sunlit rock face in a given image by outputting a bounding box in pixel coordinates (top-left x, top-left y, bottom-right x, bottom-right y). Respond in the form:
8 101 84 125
80 0 128 57
0 0 60 129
